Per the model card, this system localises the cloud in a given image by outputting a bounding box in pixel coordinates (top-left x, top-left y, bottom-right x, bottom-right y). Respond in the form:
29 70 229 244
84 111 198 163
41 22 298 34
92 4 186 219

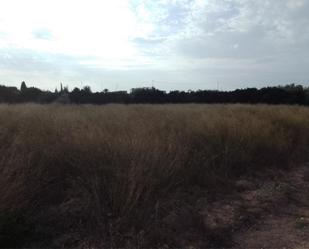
32 28 53 40
0 0 308 90
132 37 166 45
134 0 309 59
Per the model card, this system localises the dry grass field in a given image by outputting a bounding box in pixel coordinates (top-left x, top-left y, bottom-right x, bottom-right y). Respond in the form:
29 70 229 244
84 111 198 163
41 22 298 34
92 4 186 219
0 104 309 248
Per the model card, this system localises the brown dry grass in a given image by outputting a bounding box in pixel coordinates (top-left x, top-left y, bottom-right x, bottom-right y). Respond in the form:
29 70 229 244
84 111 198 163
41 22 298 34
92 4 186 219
0 104 309 247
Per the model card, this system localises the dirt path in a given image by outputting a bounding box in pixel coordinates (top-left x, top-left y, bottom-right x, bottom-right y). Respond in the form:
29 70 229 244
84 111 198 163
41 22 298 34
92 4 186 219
231 165 309 249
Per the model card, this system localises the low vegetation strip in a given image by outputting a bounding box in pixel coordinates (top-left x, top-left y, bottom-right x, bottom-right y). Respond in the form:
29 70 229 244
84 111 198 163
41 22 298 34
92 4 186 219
1 82 309 105
0 104 309 248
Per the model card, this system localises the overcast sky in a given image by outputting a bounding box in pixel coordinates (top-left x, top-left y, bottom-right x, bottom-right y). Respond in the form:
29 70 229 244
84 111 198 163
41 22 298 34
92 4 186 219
0 0 308 91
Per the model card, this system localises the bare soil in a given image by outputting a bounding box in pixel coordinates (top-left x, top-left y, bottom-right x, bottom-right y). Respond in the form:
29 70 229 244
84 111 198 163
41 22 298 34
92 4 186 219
230 165 309 249
80 164 309 249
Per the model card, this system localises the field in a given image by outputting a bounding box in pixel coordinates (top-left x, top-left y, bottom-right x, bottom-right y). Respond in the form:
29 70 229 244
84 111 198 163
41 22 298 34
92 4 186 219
0 104 309 248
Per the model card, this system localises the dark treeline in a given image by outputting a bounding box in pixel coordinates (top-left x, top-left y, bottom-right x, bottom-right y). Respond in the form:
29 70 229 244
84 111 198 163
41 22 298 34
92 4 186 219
0 81 309 105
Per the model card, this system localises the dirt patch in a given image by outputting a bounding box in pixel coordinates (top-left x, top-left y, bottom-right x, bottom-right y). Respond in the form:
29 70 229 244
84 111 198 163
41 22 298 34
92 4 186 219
79 165 309 248
233 215 309 249
232 165 309 249
141 164 309 249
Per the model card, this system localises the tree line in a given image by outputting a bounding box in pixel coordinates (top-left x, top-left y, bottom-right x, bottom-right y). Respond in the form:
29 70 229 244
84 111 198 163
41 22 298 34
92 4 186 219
0 81 308 105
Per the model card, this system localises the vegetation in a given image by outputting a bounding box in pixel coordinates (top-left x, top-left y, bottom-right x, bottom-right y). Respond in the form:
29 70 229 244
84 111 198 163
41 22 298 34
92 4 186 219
0 82 309 105
0 104 309 247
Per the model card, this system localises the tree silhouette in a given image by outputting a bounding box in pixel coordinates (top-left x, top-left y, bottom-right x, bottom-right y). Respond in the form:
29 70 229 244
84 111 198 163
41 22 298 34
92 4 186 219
0 82 308 105
83 86 92 94
20 81 27 92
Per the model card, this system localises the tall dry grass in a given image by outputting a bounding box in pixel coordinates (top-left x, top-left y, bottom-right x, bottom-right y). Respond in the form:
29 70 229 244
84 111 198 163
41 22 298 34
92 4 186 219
0 104 309 247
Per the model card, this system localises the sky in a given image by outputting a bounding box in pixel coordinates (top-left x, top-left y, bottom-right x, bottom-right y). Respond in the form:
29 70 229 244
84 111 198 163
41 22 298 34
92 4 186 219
0 0 308 92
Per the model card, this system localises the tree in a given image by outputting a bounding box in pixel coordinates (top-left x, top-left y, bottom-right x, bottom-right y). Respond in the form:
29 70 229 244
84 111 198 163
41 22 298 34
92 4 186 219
63 85 69 93
82 86 92 94
20 81 27 92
